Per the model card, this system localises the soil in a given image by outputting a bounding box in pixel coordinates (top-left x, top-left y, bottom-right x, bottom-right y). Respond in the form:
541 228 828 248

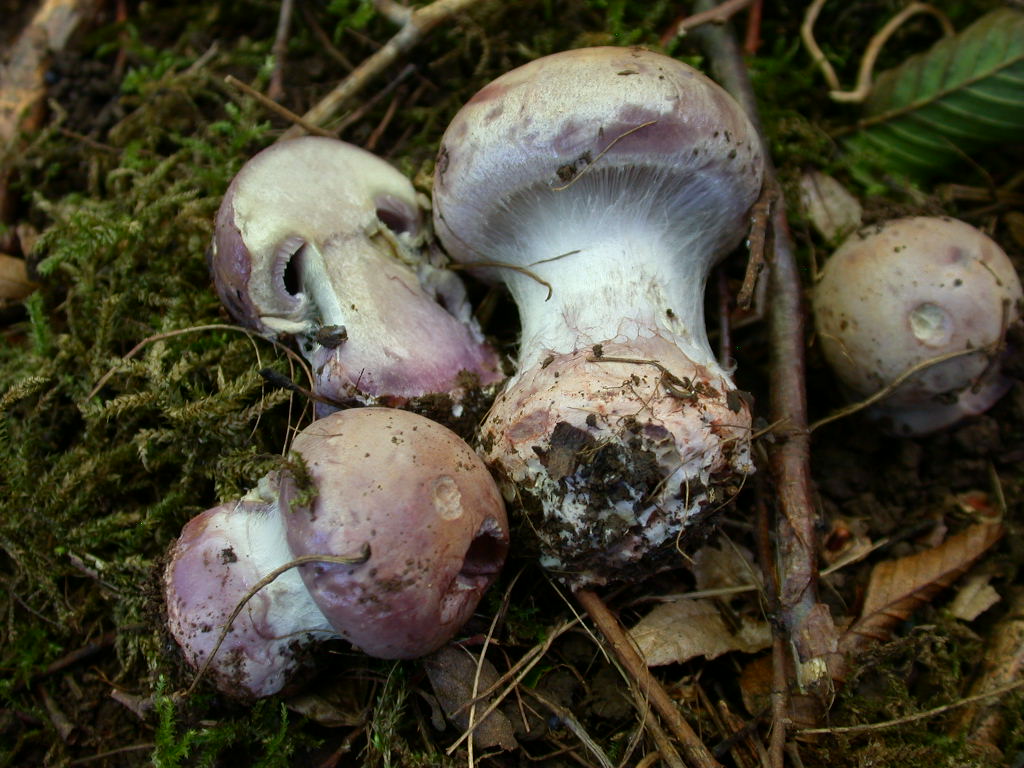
1 1 1022 767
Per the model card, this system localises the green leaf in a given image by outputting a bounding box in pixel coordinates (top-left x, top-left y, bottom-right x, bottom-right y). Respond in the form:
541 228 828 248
841 8 1024 181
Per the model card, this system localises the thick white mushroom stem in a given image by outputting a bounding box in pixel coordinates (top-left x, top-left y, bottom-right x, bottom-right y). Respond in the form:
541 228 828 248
433 47 765 586
481 211 753 586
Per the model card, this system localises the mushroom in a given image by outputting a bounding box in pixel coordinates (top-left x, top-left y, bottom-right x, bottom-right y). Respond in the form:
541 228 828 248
210 136 503 415
164 407 509 698
813 216 1023 435
431 47 765 587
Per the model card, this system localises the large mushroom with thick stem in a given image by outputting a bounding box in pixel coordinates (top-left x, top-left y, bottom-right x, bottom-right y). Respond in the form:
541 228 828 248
432 46 765 587
210 136 502 415
164 408 509 698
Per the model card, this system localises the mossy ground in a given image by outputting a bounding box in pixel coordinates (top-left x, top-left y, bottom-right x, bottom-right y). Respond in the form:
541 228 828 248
1 1 1022 766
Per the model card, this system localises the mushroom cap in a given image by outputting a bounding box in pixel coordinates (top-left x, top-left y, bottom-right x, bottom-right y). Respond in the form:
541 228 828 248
281 408 510 658
211 136 421 334
433 46 764 271
813 216 1023 435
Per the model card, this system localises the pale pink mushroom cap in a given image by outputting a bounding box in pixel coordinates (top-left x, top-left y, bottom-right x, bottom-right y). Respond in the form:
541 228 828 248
813 216 1023 435
432 47 764 586
281 408 509 658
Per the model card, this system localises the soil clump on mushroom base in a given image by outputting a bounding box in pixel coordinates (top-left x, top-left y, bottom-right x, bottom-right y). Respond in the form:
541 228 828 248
1 2 1022 766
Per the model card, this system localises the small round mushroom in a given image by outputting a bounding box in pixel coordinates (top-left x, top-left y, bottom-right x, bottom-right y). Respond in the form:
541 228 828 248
432 47 765 586
210 136 502 413
164 408 509 698
813 216 1023 435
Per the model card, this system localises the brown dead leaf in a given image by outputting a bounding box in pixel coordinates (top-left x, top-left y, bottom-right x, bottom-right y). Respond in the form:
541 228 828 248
835 521 1004 679
691 541 761 594
629 599 771 667
423 645 517 752
0 254 37 302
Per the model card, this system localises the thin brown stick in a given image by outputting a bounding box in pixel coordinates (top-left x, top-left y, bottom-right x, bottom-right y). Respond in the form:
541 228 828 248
659 0 757 47
86 323 313 401
799 678 1024 736
575 588 722 768
281 0 483 140
808 344 991 432
737 187 772 309
268 0 296 101
742 0 763 55
550 121 658 191
224 75 335 138
186 549 370 695
692 0 839 745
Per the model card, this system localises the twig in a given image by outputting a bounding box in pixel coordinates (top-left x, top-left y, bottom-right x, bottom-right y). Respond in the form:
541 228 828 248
737 186 773 310
224 75 335 138
799 678 1024 736
374 0 413 25
660 0 757 47
281 0 484 140
743 0 763 55
268 0 296 101
550 121 658 191
801 0 954 103
692 0 839 746
525 689 615 768
574 588 722 768
186 548 370 695
808 344 992 432
86 323 312 401
258 368 349 411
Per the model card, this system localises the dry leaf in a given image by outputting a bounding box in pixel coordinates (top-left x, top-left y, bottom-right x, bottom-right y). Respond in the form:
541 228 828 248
423 646 517 752
0 254 37 302
949 571 1001 622
836 521 1004 679
629 599 771 667
799 170 863 245
691 541 761 594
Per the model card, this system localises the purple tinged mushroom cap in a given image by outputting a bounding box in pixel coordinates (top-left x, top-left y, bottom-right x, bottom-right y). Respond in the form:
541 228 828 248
813 216 1023 435
280 408 509 658
210 136 502 410
431 47 765 587
433 46 764 276
164 408 509 698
